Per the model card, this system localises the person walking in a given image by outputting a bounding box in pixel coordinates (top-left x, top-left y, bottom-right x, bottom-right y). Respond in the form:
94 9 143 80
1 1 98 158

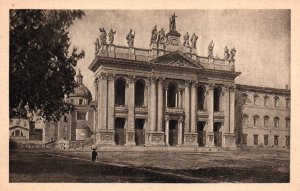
92 148 98 163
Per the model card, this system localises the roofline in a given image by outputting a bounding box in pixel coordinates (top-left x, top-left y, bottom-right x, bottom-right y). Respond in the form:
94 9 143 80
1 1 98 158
236 84 290 95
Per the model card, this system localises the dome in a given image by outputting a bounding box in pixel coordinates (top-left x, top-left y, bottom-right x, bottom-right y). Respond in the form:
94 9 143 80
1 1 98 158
69 70 92 102
70 84 92 100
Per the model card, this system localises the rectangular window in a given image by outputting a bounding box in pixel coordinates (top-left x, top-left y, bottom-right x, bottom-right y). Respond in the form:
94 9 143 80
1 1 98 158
264 135 269 145
253 135 258 145
285 136 290 147
286 119 290 128
242 134 247 144
274 118 279 128
79 99 83 105
274 136 279 146
15 130 20 136
77 111 87 120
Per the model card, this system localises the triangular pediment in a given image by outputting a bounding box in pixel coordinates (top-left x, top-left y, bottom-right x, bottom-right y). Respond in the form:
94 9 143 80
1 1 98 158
149 51 204 69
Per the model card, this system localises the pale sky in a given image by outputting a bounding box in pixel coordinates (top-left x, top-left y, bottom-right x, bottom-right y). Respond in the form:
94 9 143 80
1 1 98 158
69 10 290 98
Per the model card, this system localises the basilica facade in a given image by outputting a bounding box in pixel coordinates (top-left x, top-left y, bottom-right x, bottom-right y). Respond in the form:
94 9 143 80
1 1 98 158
88 14 240 148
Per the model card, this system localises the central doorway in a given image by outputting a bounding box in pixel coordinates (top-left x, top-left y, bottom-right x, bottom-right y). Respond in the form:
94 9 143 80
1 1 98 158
169 120 178 146
135 119 145 146
197 121 206 147
115 118 126 145
213 122 222 147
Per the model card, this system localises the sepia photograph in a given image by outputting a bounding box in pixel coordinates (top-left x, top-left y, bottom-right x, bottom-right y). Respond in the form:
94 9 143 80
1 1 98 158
1 1 300 190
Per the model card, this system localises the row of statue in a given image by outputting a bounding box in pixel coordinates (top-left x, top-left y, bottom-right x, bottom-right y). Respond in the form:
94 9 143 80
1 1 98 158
94 28 135 54
207 40 236 61
94 27 236 62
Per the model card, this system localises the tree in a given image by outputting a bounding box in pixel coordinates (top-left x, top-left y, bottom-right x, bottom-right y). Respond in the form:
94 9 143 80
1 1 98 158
10 10 85 121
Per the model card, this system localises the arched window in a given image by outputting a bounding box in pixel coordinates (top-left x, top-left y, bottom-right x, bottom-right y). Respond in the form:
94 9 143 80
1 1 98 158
274 116 280 128
197 86 205 110
135 79 145 106
253 115 260 126
167 83 177 108
263 115 269 126
253 94 259 106
213 87 222 112
243 114 249 126
274 96 279 108
264 95 269 107
115 78 126 106
242 93 248 104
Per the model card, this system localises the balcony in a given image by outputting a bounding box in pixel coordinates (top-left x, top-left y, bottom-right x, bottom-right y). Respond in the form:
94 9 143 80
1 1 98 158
165 107 184 115
214 111 225 120
134 106 148 114
114 105 128 114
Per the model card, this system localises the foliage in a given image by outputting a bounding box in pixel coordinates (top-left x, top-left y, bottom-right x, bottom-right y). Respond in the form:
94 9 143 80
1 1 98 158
10 10 85 121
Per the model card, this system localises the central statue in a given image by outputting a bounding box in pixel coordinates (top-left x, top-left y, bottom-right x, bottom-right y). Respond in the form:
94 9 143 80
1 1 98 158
169 13 177 31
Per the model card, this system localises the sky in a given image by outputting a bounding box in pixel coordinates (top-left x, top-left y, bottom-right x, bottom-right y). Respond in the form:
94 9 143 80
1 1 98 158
68 10 290 98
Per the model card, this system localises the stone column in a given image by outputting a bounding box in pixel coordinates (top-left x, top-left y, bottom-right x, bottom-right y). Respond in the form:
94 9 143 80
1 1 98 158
147 77 164 146
223 85 236 147
184 81 190 133
126 76 136 146
190 81 197 133
165 115 170 146
127 76 135 130
223 86 230 135
177 116 184 145
178 90 182 108
206 84 215 147
97 73 115 145
107 73 115 130
100 74 108 130
175 92 178 108
165 88 168 107
150 77 157 132
229 86 235 134
157 78 164 132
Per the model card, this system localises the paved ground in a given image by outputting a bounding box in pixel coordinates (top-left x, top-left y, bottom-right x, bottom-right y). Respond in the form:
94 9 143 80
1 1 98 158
9 148 290 183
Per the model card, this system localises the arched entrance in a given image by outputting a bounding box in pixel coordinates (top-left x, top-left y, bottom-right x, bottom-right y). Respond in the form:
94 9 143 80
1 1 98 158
167 83 177 108
135 80 145 106
115 78 126 106
115 118 126 145
135 119 145 146
197 86 206 111
214 87 222 112
197 121 206 147
213 122 222 147
169 120 178 146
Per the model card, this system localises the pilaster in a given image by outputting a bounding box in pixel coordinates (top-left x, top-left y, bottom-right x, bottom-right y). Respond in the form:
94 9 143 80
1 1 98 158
206 83 215 147
107 73 115 130
157 78 164 132
184 81 190 133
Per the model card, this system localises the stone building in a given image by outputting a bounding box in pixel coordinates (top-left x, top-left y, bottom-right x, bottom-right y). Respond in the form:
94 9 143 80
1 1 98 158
235 84 290 147
88 14 240 147
44 70 96 149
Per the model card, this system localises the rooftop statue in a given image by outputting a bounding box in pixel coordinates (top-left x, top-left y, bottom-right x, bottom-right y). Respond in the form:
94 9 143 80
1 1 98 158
169 13 177 31
208 40 215 58
183 32 190 47
158 28 167 44
126 29 135 47
230 47 237 62
150 25 158 44
94 38 100 55
190 33 198 49
224 46 230 60
99 28 107 45
108 29 116 45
